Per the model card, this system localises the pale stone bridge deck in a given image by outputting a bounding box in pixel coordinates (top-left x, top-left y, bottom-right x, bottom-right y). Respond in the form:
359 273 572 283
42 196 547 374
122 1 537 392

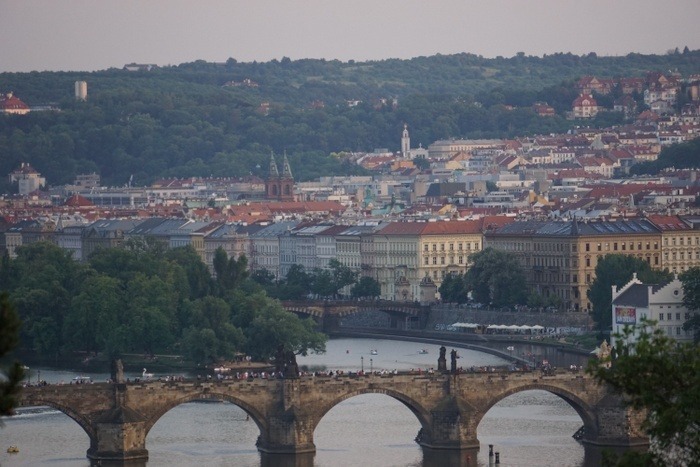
17 371 647 465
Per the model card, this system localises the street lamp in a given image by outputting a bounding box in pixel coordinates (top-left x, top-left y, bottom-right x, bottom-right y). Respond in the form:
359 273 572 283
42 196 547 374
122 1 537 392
361 356 364 373
370 358 373 374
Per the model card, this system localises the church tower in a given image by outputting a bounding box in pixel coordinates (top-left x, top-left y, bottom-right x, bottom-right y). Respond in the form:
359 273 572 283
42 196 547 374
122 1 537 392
265 152 295 201
401 123 411 158
279 152 295 201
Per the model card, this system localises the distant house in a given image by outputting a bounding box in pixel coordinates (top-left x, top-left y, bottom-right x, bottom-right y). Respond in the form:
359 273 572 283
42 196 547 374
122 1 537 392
123 63 157 72
9 163 45 195
611 273 696 346
222 78 259 88
0 92 30 115
613 95 637 117
532 102 556 117
572 94 600 119
576 76 614 95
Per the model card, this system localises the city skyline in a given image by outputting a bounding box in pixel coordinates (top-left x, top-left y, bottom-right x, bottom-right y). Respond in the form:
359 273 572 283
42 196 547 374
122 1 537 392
1 0 699 72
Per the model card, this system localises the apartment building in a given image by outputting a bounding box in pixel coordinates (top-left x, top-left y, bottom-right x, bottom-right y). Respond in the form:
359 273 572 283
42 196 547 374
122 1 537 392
485 218 663 311
647 215 700 273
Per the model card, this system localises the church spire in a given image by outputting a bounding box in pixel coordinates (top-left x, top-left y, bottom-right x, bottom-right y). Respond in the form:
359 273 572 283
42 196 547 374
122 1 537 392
268 152 279 178
281 151 293 179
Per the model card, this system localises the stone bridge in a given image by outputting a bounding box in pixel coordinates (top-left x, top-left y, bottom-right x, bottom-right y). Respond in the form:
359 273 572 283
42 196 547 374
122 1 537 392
282 299 429 331
17 371 647 465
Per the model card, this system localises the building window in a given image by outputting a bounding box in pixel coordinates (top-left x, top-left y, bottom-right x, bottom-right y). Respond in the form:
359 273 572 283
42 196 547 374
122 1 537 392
614 242 618 251
424 257 429 265
432 257 437 265
458 256 463 264
659 313 664 321
667 313 672 320
586 258 591 267
586 273 591 283
585 243 590 252
440 257 445 265
676 313 681 320
597 243 602 252
622 243 626 251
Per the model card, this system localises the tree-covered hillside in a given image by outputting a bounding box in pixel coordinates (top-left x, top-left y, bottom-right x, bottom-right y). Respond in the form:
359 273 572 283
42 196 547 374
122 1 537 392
0 51 698 189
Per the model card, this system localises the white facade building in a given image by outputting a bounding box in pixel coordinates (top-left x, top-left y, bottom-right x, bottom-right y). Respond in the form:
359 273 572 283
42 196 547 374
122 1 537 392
611 273 696 347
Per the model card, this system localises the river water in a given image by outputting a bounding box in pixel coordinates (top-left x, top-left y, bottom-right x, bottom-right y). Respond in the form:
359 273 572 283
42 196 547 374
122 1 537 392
1 338 622 467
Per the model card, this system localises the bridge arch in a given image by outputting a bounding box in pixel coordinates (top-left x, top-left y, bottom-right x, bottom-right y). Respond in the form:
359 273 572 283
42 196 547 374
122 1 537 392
142 391 268 438
474 382 598 439
312 387 432 436
18 399 96 444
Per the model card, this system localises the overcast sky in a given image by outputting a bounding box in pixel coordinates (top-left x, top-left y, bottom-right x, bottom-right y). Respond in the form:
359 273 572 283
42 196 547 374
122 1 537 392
2 0 699 72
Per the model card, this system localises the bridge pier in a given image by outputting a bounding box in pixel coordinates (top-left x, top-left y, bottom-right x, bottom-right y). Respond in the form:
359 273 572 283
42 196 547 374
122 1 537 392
86 419 149 465
417 396 480 451
583 397 648 447
257 380 316 454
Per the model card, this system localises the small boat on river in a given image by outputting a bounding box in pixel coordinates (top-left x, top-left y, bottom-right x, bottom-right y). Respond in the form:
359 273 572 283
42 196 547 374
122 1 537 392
370 349 378 355
418 349 429 354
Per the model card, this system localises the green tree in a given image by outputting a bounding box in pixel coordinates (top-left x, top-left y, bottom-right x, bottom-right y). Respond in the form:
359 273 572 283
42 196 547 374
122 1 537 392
213 248 249 295
351 276 381 299
183 296 245 363
588 322 699 466
328 259 358 296
680 267 700 342
438 273 468 304
588 255 672 333
279 264 312 300
164 246 214 299
64 275 123 354
0 293 24 416
464 248 527 307
11 242 88 357
310 269 335 297
413 156 430 170
244 300 326 360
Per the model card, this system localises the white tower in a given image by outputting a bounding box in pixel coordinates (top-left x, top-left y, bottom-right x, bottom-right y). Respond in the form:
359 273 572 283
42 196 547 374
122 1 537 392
75 81 87 101
401 123 410 158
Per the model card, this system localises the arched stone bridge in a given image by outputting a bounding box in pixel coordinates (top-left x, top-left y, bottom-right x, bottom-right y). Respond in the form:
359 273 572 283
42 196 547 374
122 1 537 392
282 299 429 331
17 371 647 465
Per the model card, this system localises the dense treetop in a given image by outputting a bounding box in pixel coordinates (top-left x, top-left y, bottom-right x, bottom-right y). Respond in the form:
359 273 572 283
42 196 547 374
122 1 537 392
0 241 326 364
0 51 698 190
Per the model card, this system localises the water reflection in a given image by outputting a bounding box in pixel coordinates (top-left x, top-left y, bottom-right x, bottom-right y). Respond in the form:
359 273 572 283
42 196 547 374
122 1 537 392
260 452 315 467
422 448 480 467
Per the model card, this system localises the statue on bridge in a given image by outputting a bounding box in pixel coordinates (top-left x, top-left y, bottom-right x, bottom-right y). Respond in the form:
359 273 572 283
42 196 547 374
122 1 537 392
110 358 125 383
438 346 447 372
275 345 299 379
450 349 458 373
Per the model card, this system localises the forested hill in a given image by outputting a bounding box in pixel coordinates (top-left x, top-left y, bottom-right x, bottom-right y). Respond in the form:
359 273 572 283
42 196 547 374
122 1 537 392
0 51 698 188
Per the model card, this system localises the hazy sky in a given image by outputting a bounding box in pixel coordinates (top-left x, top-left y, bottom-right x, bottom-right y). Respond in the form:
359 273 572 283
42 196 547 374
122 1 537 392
2 0 699 72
